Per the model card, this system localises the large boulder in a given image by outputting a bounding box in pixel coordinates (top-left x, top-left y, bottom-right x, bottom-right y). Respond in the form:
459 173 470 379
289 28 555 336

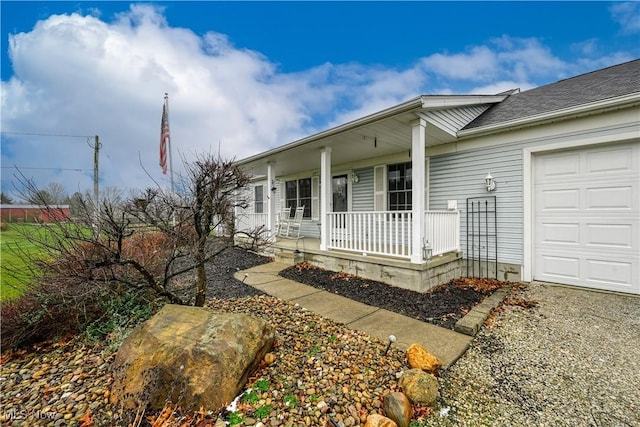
110 304 275 412
398 369 440 406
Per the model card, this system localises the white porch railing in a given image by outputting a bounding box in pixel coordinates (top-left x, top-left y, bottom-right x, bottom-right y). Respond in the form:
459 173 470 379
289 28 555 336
326 210 460 260
327 211 413 259
234 209 460 261
425 210 460 256
235 212 268 232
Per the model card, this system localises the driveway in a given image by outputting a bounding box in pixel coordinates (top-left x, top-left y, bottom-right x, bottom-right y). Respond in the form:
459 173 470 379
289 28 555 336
429 282 640 426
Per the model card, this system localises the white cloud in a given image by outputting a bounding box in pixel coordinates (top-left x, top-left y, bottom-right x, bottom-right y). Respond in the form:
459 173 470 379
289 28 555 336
1 4 322 195
610 2 640 34
420 46 498 81
1 5 636 196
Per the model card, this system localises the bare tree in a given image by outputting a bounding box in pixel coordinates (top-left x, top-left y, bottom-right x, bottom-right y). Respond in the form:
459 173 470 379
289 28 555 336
3 155 258 310
43 182 68 205
182 153 251 306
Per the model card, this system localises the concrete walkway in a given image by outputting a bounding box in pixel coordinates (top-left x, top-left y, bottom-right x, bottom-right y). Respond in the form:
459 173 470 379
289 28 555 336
234 262 474 368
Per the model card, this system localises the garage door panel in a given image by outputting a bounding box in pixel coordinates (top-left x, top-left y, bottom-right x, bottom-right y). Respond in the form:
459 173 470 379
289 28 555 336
533 141 639 295
536 222 580 245
536 153 580 180
586 186 633 210
537 188 580 210
586 258 633 286
536 254 580 280
586 223 634 248
586 146 634 174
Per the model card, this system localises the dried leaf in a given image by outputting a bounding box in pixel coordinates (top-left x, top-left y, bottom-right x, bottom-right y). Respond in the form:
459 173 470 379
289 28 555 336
78 410 94 427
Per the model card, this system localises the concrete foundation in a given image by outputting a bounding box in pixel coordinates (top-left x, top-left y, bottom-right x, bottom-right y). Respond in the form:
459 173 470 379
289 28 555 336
266 237 523 292
274 245 463 293
463 259 522 282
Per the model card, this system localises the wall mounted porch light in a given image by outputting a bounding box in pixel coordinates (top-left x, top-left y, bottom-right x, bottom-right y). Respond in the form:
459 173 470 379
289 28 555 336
485 172 496 192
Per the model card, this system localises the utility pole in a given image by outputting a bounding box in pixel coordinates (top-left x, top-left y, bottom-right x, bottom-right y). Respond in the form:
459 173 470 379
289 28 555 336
92 135 101 234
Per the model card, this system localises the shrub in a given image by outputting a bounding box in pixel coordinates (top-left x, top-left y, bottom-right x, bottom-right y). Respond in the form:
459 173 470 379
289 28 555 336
0 222 8 231
0 278 157 350
0 280 103 349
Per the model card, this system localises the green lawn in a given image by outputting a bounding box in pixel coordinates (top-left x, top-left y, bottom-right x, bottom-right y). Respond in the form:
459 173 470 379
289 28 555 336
0 224 49 301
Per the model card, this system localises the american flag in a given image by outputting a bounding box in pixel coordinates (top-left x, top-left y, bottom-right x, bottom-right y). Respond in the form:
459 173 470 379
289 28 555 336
159 103 169 175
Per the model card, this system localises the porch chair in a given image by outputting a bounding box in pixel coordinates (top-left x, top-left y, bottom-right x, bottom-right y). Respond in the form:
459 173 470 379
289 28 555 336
287 206 305 238
277 206 292 237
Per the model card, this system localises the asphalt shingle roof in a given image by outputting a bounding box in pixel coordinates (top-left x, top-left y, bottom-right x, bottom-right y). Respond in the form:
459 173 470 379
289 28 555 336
464 59 640 129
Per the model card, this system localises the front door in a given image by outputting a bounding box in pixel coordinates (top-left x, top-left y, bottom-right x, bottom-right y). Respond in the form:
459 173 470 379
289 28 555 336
332 175 348 230
332 175 348 213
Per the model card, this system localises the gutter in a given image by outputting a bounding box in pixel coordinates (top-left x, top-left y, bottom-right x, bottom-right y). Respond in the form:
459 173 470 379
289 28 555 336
457 92 640 139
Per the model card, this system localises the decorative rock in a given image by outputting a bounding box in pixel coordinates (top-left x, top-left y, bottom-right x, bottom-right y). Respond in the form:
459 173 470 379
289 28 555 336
406 343 441 373
263 353 276 365
110 304 275 412
398 369 440 406
383 392 412 427
364 414 398 427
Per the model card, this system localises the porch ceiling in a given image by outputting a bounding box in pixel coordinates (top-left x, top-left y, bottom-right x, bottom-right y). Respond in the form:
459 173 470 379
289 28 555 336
241 114 454 178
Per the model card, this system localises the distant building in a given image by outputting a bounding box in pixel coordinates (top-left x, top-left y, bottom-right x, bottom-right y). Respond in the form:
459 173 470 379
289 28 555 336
0 204 71 223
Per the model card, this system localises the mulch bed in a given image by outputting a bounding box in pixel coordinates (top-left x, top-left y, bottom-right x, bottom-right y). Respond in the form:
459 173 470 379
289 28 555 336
280 262 510 329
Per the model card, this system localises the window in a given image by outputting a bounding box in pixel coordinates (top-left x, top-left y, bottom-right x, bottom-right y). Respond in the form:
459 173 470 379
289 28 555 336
254 185 264 214
285 178 312 218
388 162 412 211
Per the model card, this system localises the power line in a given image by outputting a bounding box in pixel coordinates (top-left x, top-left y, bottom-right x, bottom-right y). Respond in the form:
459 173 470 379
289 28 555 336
2 131 94 138
1 166 91 172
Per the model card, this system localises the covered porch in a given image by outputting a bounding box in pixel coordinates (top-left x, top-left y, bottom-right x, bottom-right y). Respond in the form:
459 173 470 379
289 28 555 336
234 94 508 291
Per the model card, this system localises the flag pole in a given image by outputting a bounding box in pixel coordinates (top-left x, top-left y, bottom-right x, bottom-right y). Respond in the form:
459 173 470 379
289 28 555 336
164 93 175 193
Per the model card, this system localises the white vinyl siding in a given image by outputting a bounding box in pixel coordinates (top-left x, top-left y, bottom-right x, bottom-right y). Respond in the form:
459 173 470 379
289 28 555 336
420 105 491 137
352 167 374 211
429 145 524 265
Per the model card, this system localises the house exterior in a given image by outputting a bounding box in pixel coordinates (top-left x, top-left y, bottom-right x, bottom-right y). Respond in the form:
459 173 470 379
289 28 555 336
235 59 640 295
0 204 71 223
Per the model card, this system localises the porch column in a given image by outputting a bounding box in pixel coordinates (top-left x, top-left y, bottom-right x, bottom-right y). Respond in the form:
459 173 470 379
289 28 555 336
266 161 277 235
411 118 426 264
320 147 332 251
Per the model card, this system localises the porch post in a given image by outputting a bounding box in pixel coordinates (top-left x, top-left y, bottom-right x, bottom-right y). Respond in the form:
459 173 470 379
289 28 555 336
411 118 426 264
320 147 332 251
266 161 276 234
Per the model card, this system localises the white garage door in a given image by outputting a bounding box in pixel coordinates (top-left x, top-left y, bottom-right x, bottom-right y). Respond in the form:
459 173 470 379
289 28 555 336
534 141 640 294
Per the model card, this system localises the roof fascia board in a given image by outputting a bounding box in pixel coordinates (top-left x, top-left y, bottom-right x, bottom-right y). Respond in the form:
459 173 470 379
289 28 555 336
458 93 640 139
420 94 508 109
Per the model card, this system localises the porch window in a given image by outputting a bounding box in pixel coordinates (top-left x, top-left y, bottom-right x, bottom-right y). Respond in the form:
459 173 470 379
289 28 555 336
285 178 311 218
388 162 412 211
254 185 264 213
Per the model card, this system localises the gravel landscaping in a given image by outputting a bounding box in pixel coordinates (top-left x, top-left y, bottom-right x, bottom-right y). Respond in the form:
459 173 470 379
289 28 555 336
1 248 639 426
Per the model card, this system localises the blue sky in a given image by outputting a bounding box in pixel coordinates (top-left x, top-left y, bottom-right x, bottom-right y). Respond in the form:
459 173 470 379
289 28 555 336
1 1 639 197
